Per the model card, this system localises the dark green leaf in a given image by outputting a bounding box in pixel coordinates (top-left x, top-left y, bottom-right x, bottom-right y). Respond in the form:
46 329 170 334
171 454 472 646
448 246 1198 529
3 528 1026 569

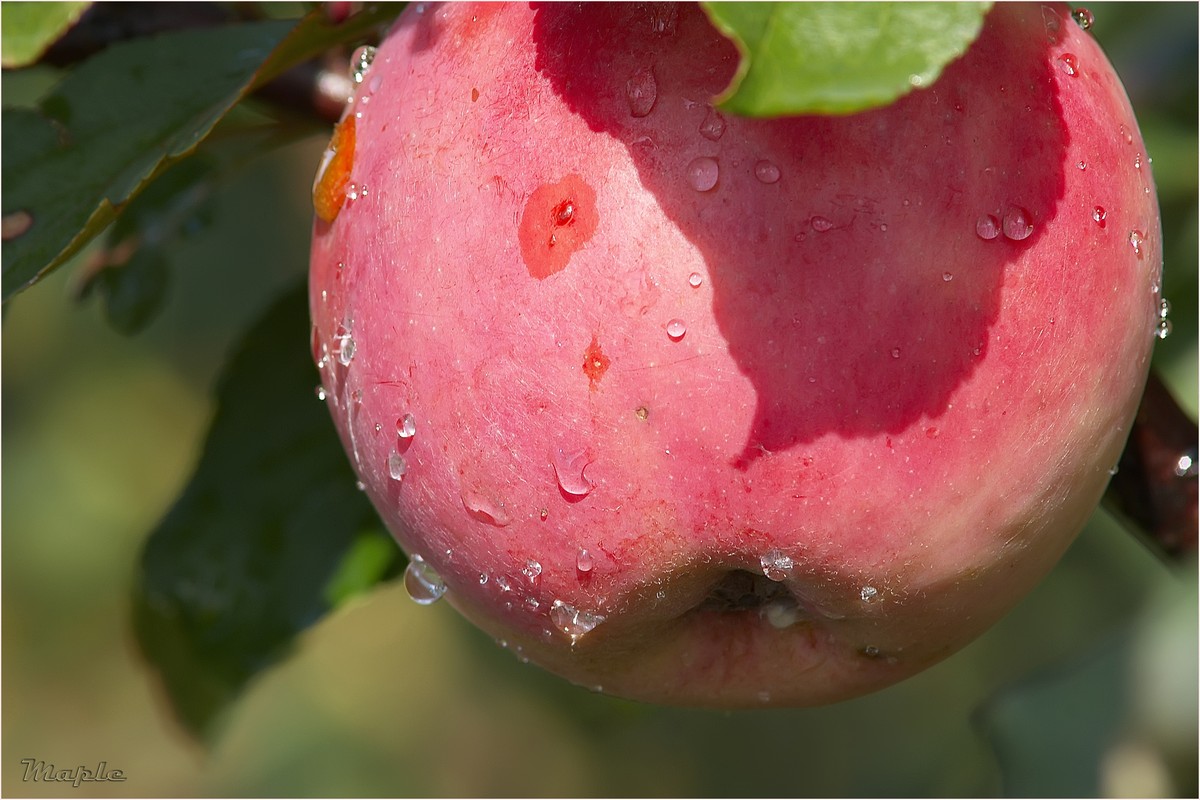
1 4 398 302
84 248 170 335
1 2 90 68
133 283 399 739
702 2 991 116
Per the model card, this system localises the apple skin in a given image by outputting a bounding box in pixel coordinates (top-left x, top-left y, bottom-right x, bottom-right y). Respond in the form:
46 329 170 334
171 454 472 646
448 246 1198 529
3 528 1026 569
309 2 1162 706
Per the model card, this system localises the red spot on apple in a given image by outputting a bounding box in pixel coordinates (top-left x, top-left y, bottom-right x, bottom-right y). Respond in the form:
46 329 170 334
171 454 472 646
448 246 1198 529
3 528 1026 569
518 174 597 279
582 336 611 388
312 114 356 223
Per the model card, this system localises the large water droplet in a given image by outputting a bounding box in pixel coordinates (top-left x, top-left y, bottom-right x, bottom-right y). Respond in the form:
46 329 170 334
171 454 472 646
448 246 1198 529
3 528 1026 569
462 489 512 526
1002 206 1034 240
810 215 833 233
397 413 417 439
404 554 446 605
553 447 594 497
1072 7 1094 29
754 160 781 184
759 549 794 582
550 600 606 643
1175 454 1196 478
688 271 704 288
626 67 658 118
576 548 594 573
686 157 719 192
334 319 356 366
1057 53 1079 76
699 106 726 141
1092 205 1107 228
860 585 879 603
1119 123 1133 145
665 318 687 341
522 559 542 586
975 214 1000 240
1128 229 1145 258
388 451 408 481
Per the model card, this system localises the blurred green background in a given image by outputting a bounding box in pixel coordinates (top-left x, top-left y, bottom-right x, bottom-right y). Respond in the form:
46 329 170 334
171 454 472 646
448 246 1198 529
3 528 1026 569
3 4 1196 796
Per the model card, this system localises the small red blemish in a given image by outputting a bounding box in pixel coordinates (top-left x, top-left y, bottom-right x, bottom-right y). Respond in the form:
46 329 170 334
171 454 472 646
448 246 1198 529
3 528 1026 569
471 87 480 102
519 174 598 279
313 115 356 223
925 426 939 439
582 336 611 388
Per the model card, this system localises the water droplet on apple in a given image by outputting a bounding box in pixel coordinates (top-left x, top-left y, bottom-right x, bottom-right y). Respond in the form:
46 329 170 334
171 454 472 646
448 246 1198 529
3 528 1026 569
699 106 726 141
976 214 1000 240
462 489 512 526
550 600 606 643
1058 53 1078 76
759 549 794 581
762 600 801 629
522 559 542 586
1155 318 1172 340
479 572 489 585
1128 229 1145 258
1093 206 1107 228
576 548 594 573
388 451 408 481
495 575 512 593
1002 206 1034 240
626 67 657 118
890 347 901 359
553 447 594 497
686 156 719 192
2 209 33 240
1077 160 1087 170
368 74 383 95
860 585 879 603
1158 298 1171 320
1108 464 1120 476
861 645 882 658
404 554 446 605
688 271 704 288
942 272 954 282
315 385 328 401
1119 124 1133 145
649 4 678 36
754 160 781 184
334 318 356 366
810 215 833 233
1072 7 1094 30
397 412 417 439
666 318 687 341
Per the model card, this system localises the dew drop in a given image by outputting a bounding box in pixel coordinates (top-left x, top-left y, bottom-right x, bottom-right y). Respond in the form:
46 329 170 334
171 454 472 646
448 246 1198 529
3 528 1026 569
2 210 33 240
522 559 542 586
334 318 356 366
686 156 719 192
1002 206 1034 241
754 160 781 184
479 572 489 585
890 347 901 359
810 215 833 233
388 451 408 481
665 318 687 341
553 447 594 497
539 507 549 521
550 600 606 643
1077 160 1087 170
576 548 594 573
404 554 446 605
860 585 878 603
1155 318 1172 340
975 214 1000 240
688 271 704 288
1159 298 1171 319
1108 464 1120 476
759 549 794 582
626 67 658 118
1072 7 1094 29
368 74 383 95
649 4 678 36
942 272 954 282
1128 229 1145 258
397 412 417 439
462 489 512 526
1058 52 1079 76
699 106 727 141
315 385 328 401
1092 206 1107 228
350 45 377 85
1119 124 1133 145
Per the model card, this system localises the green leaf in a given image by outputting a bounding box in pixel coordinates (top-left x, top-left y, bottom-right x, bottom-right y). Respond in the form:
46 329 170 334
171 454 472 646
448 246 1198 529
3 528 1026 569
82 248 170 336
702 2 991 117
1 2 90 68
1 4 398 303
133 283 400 739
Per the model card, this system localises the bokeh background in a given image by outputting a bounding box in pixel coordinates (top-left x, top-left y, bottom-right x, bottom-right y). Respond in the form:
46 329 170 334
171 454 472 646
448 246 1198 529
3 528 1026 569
4 4 1196 796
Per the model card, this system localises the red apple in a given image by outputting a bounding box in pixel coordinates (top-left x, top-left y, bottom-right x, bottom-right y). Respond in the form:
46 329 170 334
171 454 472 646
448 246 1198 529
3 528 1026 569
309 2 1162 706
